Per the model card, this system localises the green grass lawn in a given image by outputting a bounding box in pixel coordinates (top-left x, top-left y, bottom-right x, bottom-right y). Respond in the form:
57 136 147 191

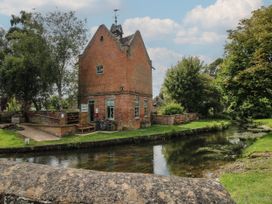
220 172 272 204
0 119 229 148
220 118 272 204
254 118 272 128
0 129 26 148
243 133 272 155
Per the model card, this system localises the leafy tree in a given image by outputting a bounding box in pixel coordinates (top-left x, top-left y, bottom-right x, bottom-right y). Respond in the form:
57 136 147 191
0 28 8 100
203 58 223 77
200 74 222 116
162 57 222 116
36 11 87 104
163 57 204 113
0 28 8 65
0 11 54 113
219 5 272 120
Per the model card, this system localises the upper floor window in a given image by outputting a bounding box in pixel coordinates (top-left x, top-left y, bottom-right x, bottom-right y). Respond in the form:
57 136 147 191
96 65 104 74
134 96 140 118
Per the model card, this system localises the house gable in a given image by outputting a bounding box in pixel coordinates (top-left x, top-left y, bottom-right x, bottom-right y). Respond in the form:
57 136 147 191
79 24 152 97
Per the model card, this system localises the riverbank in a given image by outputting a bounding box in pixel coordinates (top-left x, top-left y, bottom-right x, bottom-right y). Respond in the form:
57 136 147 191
0 119 230 153
219 119 272 204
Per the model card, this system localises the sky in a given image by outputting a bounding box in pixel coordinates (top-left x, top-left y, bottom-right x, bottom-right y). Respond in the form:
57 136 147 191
0 0 271 96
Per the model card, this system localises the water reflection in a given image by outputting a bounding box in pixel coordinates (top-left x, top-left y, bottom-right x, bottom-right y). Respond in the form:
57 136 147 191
153 145 169 175
0 127 261 178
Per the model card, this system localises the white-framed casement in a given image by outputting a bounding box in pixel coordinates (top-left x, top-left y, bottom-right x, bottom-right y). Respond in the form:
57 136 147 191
106 98 115 120
134 95 140 118
144 98 148 117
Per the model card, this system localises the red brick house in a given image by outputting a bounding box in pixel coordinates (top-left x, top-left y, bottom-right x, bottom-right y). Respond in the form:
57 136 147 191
78 23 153 130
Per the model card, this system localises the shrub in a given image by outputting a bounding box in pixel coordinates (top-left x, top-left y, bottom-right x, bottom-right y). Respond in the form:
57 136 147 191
5 97 21 112
159 102 184 115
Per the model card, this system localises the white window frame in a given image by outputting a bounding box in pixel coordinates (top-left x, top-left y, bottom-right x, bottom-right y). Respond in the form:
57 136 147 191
134 96 140 118
106 99 115 120
144 99 148 117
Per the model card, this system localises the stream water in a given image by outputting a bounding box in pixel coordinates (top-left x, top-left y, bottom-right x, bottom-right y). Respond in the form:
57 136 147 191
0 127 263 178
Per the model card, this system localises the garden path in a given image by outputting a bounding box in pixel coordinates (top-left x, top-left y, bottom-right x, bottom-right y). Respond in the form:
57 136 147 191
18 125 59 141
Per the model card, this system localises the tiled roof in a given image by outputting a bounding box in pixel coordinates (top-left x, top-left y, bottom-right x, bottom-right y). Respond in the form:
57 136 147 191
119 34 135 46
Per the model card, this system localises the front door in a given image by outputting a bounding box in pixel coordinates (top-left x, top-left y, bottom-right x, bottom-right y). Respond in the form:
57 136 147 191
88 100 95 122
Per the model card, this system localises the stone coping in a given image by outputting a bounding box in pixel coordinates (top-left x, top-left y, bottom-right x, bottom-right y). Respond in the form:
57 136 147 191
0 125 230 154
0 160 234 203
22 123 76 128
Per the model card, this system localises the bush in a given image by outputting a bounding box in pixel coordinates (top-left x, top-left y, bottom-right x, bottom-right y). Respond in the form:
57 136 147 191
159 102 184 115
5 97 21 112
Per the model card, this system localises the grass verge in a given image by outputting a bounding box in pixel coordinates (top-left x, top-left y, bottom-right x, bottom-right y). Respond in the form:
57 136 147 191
220 118 272 204
0 129 25 148
0 119 229 149
220 171 272 204
254 118 272 128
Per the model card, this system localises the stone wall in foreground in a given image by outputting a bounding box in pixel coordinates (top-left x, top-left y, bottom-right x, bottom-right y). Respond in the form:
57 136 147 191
0 160 234 204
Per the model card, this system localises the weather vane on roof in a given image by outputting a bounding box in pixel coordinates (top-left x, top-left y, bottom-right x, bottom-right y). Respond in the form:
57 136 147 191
114 9 119 25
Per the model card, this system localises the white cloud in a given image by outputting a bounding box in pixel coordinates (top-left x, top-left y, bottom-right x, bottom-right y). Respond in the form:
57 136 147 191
147 47 214 95
174 0 262 45
184 0 262 29
148 47 182 67
122 0 262 46
123 16 179 39
175 27 224 44
90 26 99 37
0 0 44 15
0 0 121 15
147 47 182 96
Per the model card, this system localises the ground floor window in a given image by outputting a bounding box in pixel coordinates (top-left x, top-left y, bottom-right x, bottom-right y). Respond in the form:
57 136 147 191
134 96 140 118
144 99 148 116
106 99 115 120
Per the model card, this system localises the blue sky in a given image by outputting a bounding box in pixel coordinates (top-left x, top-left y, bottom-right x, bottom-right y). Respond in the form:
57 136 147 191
0 0 271 96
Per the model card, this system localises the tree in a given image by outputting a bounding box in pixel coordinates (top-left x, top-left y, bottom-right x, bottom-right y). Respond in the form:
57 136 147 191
0 11 54 113
203 58 223 77
0 28 7 65
36 11 87 104
219 5 272 120
162 57 222 116
163 57 204 113
0 28 8 100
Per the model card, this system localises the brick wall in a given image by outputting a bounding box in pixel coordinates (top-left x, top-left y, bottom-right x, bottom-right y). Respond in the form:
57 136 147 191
25 123 76 137
81 94 152 130
79 25 152 130
152 113 199 125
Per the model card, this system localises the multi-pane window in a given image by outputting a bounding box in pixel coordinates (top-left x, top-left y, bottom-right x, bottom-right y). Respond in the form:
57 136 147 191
96 64 104 74
134 96 140 118
144 99 148 116
106 99 114 120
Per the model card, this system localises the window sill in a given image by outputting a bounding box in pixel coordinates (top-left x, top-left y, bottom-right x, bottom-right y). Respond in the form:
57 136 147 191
135 117 140 120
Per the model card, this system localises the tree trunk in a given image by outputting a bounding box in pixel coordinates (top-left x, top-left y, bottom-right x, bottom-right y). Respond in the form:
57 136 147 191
22 100 31 122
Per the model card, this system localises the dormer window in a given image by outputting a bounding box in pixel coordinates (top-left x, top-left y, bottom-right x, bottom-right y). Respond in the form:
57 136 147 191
96 65 104 74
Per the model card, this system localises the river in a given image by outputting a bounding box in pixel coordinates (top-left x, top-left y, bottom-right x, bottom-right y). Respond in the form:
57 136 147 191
0 127 262 177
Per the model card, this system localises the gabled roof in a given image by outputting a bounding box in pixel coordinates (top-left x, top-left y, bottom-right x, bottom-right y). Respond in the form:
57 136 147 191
80 24 151 64
119 34 135 46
